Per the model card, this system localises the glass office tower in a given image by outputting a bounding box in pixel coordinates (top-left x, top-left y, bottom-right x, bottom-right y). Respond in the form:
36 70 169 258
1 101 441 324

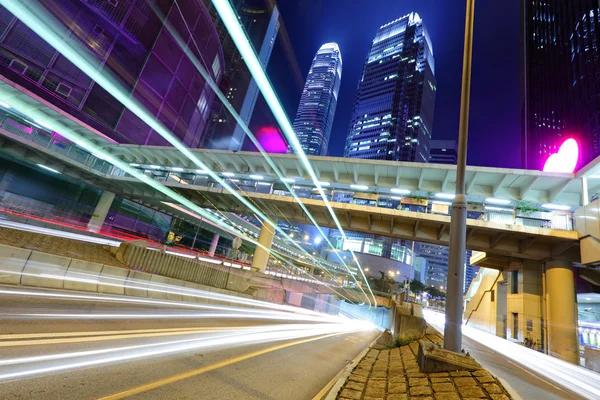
0 0 223 148
344 13 435 162
292 43 342 156
521 0 600 169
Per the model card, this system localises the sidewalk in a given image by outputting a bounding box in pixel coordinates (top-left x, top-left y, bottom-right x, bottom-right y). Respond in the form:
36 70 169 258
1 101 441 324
336 332 512 400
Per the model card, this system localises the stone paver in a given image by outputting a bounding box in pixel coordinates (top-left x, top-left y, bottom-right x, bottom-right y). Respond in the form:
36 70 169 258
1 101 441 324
457 386 486 398
410 385 433 396
432 382 455 392
336 337 513 400
435 393 461 400
454 377 477 386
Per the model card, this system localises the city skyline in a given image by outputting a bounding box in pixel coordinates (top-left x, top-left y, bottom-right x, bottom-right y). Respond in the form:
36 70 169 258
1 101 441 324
344 13 436 162
292 42 342 156
268 1 520 168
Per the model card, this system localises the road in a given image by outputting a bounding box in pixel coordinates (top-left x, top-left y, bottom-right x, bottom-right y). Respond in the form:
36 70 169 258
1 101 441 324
424 309 597 400
0 286 378 400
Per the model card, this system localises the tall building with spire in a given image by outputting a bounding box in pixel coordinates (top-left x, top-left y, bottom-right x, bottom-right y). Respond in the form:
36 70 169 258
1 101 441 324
292 43 342 156
344 13 435 162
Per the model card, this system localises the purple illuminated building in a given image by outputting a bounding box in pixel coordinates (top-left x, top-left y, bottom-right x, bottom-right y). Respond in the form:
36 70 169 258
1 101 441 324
0 0 224 147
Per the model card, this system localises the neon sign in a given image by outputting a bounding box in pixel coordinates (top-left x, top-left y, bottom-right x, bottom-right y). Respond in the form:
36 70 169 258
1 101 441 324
543 138 579 173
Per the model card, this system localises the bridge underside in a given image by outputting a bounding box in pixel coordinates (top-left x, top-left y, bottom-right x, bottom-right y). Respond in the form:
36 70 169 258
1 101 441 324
87 177 579 263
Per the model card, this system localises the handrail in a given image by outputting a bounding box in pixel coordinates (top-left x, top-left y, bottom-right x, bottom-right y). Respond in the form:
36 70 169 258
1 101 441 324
465 271 502 325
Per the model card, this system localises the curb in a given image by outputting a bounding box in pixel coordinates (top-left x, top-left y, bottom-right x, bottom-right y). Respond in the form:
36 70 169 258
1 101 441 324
312 331 383 400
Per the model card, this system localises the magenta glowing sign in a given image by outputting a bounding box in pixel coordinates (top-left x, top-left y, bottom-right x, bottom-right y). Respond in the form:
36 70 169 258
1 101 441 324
254 126 288 153
542 138 579 173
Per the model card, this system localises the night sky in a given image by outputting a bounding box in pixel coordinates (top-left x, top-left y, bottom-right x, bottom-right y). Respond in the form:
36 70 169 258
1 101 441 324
264 0 521 168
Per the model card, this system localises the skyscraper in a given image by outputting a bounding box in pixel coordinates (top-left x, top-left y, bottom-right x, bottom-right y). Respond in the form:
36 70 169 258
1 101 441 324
344 13 436 162
202 0 280 150
429 140 458 164
292 43 342 156
521 0 600 170
0 0 223 148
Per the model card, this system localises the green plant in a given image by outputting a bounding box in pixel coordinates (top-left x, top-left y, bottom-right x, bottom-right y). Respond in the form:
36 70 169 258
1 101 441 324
392 329 423 347
515 200 541 215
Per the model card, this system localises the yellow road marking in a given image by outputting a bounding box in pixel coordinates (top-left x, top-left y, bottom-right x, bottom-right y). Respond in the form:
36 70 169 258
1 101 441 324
0 327 244 347
97 332 343 400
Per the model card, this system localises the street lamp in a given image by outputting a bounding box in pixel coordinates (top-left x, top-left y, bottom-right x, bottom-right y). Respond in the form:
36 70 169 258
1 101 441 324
445 0 475 353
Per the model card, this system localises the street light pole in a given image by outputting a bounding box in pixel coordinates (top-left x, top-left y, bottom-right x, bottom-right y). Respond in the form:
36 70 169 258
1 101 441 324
444 0 475 353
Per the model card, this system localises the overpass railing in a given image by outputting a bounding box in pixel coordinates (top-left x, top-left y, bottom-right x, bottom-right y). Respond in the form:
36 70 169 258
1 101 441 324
0 109 574 232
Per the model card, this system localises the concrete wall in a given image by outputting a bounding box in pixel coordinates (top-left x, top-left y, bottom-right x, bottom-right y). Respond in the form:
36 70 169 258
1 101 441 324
507 261 544 346
0 243 253 304
464 268 502 336
465 263 544 347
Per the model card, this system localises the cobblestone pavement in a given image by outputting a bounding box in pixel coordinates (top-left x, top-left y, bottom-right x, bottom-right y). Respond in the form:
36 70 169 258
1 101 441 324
336 333 512 400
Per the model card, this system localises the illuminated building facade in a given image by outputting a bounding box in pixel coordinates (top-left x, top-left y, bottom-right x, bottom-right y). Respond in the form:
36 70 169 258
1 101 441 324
292 43 343 156
202 0 280 150
522 0 600 170
0 0 223 147
344 13 436 162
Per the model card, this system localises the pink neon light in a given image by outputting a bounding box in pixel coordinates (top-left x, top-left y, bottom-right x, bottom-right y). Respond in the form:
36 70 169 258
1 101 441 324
542 138 579 173
254 126 288 153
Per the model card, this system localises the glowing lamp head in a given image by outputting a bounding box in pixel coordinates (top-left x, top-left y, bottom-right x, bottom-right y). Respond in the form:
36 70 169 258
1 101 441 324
543 138 579 173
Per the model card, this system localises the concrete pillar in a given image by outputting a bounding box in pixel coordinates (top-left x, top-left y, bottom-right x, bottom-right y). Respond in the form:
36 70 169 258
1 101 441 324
252 222 276 273
208 234 219 256
545 259 579 364
582 177 589 206
87 191 115 233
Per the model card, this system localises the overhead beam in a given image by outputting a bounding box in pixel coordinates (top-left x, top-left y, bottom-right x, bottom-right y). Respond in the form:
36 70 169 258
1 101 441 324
441 170 451 192
466 172 478 194
390 217 395 233
413 220 420 236
418 168 426 190
519 236 537 253
547 179 571 202
520 177 539 199
437 224 447 240
368 214 372 230
466 228 476 241
346 211 351 227
492 174 511 197
490 232 507 248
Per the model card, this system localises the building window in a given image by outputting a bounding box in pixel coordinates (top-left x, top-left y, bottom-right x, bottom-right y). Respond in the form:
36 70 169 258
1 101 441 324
512 313 518 339
9 59 28 74
55 82 73 98
490 289 495 302
511 270 519 294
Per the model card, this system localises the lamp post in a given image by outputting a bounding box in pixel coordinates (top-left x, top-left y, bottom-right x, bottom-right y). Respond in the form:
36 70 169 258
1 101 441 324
444 0 475 353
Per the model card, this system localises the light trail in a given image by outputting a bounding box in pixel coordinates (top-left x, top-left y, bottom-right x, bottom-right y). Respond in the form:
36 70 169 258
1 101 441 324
423 309 600 400
0 287 348 324
210 0 376 305
0 220 121 246
0 322 373 382
0 1 356 304
0 0 373 305
0 265 339 319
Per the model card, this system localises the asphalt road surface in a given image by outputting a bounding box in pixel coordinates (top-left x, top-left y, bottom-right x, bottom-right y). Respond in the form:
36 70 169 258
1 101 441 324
0 285 379 400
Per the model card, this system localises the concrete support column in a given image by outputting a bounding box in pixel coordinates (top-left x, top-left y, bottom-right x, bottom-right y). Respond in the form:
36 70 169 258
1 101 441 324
252 222 276 273
582 177 589 206
546 259 579 364
208 234 219 257
87 191 115 233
